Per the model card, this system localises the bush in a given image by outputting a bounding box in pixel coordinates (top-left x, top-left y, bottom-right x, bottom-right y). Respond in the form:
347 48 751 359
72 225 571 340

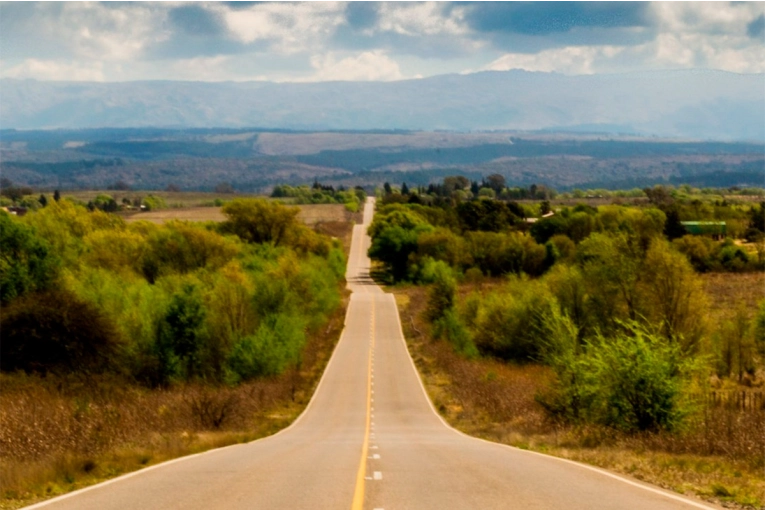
0 290 121 374
539 318 694 432
433 309 478 358
227 314 305 381
471 276 556 361
0 212 59 303
423 259 456 322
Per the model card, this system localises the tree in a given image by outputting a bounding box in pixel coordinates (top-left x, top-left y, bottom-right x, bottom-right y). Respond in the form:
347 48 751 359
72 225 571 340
155 285 207 382
640 240 707 352
215 182 235 194
53 189 61 202
0 213 59 303
0 289 120 374
39 194 48 207
221 199 300 246
423 260 456 322
486 174 506 193
383 182 392 195
401 182 410 195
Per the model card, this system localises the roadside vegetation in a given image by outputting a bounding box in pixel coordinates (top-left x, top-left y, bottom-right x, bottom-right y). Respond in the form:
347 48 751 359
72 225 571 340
0 196 351 508
371 177 765 508
271 182 367 213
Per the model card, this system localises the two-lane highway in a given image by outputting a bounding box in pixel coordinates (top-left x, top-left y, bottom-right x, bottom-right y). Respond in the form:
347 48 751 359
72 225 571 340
27 198 721 510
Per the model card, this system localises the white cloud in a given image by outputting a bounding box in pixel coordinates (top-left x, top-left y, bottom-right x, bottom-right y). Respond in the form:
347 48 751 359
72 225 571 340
2 59 105 81
220 2 346 54
484 46 624 75
307 51 403 82
376 2 468 37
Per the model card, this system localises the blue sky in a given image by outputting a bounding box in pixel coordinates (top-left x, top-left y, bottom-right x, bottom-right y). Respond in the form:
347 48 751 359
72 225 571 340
1 2 764 82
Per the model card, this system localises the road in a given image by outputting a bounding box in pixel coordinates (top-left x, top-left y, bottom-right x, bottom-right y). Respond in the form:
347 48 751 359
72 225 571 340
27 198 720 510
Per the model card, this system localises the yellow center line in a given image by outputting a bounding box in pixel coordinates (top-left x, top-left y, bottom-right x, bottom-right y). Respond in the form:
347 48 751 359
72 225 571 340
351 299 375 510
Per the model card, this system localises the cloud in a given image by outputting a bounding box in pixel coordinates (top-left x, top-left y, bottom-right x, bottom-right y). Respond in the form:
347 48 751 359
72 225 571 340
1 2 764 83
2 59 105 81
308 51 403 81
484 46 624 75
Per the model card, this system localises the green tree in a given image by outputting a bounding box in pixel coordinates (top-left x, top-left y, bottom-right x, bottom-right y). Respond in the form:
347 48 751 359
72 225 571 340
0 212 59 303
155 285 207 382
221 199 301 246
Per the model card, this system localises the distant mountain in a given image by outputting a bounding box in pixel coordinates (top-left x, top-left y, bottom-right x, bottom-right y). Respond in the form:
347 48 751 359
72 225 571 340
2 70 763 141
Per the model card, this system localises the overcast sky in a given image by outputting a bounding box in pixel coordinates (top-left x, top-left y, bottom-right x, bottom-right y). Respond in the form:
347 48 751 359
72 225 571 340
1 2 764 83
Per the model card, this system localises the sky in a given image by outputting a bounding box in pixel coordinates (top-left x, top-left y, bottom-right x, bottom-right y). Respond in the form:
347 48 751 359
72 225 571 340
1 1 764 83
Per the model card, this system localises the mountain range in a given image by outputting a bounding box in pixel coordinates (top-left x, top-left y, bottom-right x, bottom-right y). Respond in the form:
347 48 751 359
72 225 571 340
1 69 763 142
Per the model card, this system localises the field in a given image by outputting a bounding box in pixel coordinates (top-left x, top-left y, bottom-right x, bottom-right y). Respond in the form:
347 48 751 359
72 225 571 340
391 271 765 509
121 204 353 224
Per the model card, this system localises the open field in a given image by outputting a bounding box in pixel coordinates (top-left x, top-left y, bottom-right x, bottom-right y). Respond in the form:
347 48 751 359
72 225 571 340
701 272 765 322
60 190 260 208
391 273 765 509
121 203 358 227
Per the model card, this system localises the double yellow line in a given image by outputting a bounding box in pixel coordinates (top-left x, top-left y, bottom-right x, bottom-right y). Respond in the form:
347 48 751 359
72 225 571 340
351 300 375 510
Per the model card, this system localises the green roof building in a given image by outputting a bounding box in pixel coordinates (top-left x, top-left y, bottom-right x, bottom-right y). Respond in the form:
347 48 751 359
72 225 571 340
680 221 727 238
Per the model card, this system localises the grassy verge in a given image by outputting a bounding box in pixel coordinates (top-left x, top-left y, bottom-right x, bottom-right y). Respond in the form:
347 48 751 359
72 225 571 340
392 285 765 510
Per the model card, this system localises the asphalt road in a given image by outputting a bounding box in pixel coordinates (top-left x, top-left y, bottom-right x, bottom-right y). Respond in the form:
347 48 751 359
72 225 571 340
27 198 721 510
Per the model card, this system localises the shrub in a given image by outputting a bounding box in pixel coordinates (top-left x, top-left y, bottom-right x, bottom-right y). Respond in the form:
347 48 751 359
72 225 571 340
471 276 556 361
227 314 305 381
433 309 478 358
0 290 121 374
539 318 694 432
423 259 457 322
0 212 59 303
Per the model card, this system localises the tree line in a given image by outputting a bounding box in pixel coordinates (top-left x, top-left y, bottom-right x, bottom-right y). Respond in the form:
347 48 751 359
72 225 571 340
1 198 346 386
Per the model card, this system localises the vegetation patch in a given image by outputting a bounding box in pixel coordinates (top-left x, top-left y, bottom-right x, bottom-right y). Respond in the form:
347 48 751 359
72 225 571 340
0 197 355 508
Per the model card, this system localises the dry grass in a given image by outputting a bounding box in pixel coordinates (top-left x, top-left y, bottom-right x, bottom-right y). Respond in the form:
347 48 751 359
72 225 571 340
701 272 765 323
122 203 358 227
392 282 765 510
0 297 348 509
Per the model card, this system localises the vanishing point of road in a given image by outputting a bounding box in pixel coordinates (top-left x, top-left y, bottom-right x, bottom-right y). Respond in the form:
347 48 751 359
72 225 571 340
26 198 722 510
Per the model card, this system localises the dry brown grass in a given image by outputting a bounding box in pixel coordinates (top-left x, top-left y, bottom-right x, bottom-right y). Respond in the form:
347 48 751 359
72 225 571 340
0 297 348 509
392 282 765 509
122 203 358 227
701 272 765 323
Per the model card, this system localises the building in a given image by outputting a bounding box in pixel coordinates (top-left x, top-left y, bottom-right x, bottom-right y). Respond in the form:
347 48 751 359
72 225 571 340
680 221 726 239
